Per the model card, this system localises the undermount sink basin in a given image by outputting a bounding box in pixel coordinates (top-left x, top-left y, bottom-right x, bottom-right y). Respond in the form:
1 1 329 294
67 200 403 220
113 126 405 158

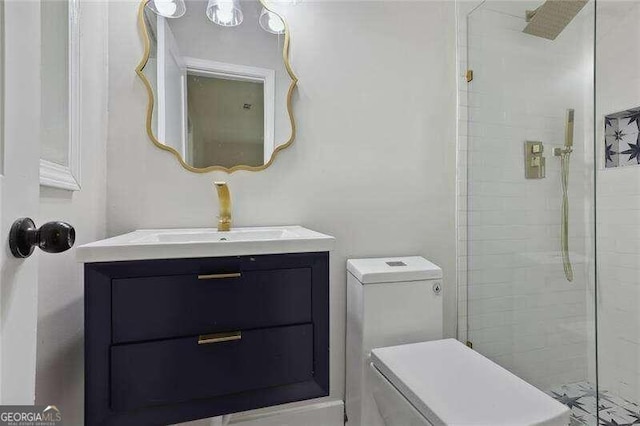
76 226 335 263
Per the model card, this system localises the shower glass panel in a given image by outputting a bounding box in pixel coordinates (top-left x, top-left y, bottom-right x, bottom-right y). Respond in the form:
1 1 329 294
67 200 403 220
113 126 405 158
463 1 599 424
595 1 640 424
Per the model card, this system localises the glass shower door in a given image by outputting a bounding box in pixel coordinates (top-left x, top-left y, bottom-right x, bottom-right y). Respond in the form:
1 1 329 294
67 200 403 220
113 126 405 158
462 1 598 423
595 1 640 424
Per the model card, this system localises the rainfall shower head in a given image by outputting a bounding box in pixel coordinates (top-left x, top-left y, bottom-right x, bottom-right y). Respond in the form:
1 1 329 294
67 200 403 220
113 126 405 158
523 1 588 40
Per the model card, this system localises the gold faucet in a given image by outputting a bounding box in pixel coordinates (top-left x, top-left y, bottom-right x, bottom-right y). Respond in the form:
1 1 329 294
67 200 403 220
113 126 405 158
214 182 231 231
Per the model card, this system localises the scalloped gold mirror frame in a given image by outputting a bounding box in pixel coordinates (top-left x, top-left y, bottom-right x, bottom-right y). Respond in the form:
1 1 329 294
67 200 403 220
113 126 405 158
135 0 298 173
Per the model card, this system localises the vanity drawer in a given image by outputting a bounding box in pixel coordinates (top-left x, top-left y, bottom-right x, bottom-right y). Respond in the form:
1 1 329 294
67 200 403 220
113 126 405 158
112 267 312 343
110 324 314 412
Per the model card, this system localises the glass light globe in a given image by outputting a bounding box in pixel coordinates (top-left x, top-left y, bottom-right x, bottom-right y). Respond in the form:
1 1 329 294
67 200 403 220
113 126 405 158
147 0 186 18
259 8 285 35
207 0 244 27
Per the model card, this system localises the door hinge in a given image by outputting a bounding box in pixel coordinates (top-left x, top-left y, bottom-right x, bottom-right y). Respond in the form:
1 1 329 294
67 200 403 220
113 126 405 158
466 340 473 349
466 69 473 83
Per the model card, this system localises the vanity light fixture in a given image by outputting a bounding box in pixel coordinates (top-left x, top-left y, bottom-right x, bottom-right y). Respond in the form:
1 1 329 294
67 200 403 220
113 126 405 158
147 0 186 18
258 7 285 34
207 0 244 27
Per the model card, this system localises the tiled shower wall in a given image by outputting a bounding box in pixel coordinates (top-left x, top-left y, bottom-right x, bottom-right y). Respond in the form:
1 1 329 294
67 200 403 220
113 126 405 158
596 1 640 404
457 1 595 391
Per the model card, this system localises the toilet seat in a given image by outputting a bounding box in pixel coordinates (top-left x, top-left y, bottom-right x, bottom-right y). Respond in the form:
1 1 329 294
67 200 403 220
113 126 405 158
370 339 570 426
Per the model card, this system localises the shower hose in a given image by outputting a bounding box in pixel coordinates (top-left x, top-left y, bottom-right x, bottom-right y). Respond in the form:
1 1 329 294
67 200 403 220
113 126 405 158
560 150 573 282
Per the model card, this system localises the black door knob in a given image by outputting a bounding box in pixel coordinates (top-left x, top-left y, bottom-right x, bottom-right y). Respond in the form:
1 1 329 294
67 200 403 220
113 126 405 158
9 218 76 259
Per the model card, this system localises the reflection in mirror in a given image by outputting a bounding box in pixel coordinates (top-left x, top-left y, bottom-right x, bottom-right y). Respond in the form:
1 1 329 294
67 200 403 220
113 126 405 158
139 0 296 172
41 0 69 166
40 0 80 190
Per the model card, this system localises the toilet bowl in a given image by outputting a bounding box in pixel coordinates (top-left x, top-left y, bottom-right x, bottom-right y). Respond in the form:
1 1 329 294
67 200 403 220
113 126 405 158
369 339 570 426
369 362 430 426
346 257 570 426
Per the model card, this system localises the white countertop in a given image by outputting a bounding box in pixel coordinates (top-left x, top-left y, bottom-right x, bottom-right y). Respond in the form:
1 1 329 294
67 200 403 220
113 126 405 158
76 226 335 263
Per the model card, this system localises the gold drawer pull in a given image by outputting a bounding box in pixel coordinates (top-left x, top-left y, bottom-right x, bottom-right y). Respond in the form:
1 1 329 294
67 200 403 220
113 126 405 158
197 272 241 280
198 331 242 345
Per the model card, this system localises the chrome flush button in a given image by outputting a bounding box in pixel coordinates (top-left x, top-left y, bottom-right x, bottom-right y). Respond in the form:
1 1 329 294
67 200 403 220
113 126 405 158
433 282 442 295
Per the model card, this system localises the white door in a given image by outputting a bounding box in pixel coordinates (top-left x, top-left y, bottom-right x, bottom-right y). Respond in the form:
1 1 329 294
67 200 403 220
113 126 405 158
1 1 42 403
157 15 187 157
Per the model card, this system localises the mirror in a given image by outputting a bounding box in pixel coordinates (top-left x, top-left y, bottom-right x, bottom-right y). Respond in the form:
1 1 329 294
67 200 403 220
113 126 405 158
40 0 80 190
137 0 297 173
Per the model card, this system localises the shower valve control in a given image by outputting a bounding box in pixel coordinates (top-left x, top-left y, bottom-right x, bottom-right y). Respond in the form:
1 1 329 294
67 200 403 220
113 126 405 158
525 141 546 179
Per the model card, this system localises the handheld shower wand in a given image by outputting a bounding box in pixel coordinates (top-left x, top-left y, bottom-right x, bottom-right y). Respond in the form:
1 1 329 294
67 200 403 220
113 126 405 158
554 109 574 282
565 109 574 148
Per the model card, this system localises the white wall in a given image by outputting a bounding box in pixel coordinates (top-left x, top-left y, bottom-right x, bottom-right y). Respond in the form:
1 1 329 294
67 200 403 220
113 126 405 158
108 0 457 421
457 0 595 391
35 2 109 424
595 0 640 404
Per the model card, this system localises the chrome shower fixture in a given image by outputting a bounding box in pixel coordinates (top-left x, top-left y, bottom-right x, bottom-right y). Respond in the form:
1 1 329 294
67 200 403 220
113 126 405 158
523 1 588 41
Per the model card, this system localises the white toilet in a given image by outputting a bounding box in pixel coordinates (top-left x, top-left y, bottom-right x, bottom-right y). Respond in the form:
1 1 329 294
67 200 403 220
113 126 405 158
346 257 570 426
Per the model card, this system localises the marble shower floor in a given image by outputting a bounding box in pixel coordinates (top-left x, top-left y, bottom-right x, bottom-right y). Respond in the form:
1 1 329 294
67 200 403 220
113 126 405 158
547 382 640 426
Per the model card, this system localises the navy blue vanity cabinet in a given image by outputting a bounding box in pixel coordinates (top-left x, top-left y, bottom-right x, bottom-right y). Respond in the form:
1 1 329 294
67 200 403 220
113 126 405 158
84 252 329 426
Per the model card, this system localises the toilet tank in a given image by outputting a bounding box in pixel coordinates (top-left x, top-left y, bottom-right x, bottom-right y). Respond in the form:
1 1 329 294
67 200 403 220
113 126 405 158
345 256 443 426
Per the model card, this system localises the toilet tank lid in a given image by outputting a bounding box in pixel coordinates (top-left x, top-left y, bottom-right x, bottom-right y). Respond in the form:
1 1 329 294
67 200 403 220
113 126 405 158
370 339 570 426
347 256 442 284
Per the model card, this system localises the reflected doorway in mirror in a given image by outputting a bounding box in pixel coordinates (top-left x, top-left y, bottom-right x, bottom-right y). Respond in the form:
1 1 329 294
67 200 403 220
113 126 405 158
137 0 297 173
